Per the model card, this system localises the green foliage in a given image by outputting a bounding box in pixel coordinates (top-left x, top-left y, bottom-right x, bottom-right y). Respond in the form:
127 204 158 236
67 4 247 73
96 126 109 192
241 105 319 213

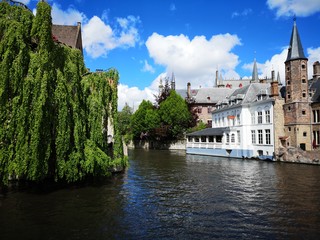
0 2 126 185
159 90 191 138
131 100 155 138
118 103 133 144
187 120 207 133
131 90 191 140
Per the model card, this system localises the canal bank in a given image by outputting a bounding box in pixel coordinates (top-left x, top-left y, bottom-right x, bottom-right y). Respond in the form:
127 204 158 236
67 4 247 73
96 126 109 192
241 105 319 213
129 139 320 165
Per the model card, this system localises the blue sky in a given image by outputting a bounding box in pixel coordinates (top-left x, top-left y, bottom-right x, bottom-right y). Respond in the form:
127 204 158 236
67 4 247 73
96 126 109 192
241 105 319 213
21 0 320 110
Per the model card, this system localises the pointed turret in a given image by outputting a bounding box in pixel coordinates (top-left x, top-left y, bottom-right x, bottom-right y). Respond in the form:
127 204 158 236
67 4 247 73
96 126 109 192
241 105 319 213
285 20 307 62
251 58 259 82
170 72 176 90
277 71 282 86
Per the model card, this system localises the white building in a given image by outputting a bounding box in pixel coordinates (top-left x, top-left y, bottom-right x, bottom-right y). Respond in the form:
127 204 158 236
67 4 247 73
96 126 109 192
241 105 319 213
187 82 282 160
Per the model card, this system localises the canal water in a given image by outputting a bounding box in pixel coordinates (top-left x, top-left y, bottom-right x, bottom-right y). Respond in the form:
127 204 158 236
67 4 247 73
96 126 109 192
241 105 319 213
1 149 320 239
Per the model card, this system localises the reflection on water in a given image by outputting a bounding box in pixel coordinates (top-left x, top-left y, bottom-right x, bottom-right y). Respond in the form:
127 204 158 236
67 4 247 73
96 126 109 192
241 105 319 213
1 149 320 239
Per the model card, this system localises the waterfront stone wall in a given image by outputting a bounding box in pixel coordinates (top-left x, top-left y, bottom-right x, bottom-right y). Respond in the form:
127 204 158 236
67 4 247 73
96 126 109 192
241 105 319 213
276 147 320 165
129 140 186 150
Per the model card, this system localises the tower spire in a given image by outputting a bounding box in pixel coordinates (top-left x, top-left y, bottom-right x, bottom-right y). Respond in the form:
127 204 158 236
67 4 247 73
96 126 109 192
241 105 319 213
252 58 259 82
285 19 307 62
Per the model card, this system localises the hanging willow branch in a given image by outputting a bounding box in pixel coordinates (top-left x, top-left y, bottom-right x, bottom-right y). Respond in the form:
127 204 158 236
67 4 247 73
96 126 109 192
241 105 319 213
0 1 127 185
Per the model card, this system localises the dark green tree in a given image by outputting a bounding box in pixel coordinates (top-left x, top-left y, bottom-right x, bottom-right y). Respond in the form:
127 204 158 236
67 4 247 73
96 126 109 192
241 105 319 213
158 90 191 138
131 100 157 138
118 103 133 144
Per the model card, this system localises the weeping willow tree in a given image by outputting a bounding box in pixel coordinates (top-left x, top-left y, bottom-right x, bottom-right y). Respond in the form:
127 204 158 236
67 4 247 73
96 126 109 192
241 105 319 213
0 1 127 185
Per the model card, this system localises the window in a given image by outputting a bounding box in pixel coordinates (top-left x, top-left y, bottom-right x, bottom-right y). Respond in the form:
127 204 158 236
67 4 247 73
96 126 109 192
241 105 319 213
287 92 291 99
237 131 241 143
302 79 306 83
216 136 222 143
288 106 291 111
302 110 306 115
288 127 291 132
287 80 291 85
265 110 270 123
302 92 306 98
226 134 230 143
201 136 206 142
207 106 212 113
258 130 263 144
313 110 320 123
265 129 271 145
251 130 256 144
251 112 255 124
197 107 202 113
302 64 306 69
208 136 214 142
231 134 235 143
188 136 193 142
195 137 199 142
258 111 263 124
303 132 307 137
207 120 212 127
237 114 240 125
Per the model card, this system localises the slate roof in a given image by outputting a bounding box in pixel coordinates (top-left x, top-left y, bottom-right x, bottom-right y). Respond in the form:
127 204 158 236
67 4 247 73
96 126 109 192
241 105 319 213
52 23 83 54
187 127 228 136
310 79 320 103
286 20 307 62
177 88 233 104
214 83 272 113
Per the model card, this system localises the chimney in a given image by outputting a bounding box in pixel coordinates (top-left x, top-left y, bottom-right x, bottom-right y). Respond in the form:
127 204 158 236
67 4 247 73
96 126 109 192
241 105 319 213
271 70 275 81
313 61 320 80
215 70 218 87
270 81 279 98
187 82 191 98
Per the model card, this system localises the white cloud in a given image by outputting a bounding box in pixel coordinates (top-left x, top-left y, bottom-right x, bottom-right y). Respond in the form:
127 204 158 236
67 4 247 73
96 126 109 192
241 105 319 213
51 3 87 25
145 33 241 89
231 8 252 18
50 4 140 58
242 46 320 84
117 83 157 111
141 60 155 73
307 47 320 78
267 0 320 17
243 48 287 84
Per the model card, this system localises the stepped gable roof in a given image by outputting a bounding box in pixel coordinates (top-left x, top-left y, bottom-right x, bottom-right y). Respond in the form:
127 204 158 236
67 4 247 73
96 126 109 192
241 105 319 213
286 20 307 62
52 23 83 54
187 127 228 136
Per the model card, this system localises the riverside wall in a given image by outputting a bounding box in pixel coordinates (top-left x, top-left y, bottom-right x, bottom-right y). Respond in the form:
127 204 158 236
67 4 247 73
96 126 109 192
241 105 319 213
276 147 320 165
129 140 186 150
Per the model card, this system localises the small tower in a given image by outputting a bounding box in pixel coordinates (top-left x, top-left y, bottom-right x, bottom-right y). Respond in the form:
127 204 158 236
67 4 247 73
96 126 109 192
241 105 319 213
251 58 259 82
283 19 311 150
159 77 163 94
170 72 176 90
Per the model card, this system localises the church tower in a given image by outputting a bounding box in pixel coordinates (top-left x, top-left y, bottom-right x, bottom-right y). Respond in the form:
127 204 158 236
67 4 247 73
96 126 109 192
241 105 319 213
283 20 311 150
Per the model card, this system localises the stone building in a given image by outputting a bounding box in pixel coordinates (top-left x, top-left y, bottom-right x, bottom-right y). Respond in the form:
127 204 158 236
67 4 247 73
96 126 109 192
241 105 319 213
283 20 312 151
310 61 320 148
